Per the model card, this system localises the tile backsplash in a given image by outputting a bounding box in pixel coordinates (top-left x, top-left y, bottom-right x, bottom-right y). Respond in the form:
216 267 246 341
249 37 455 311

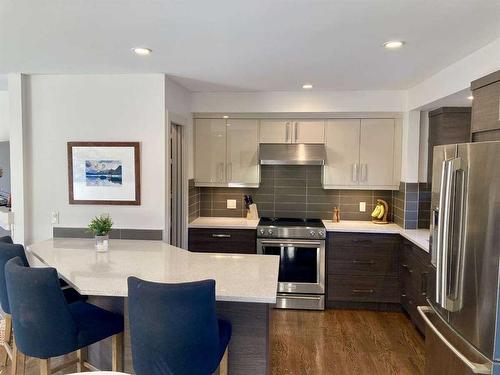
418 183 431 229
188 179 201 223
198 165 395 221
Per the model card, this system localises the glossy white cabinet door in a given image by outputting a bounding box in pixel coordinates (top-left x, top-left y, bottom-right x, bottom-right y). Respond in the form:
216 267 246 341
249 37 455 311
226 119 260 186
293 120 325 143
259 120 292 143
323 119 361 188
359 119 395 188
194 119 227 184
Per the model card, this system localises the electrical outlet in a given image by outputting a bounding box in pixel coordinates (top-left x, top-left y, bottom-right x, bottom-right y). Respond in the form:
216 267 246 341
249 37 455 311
359 202 366 212
227 199 237 209
51 211 59 224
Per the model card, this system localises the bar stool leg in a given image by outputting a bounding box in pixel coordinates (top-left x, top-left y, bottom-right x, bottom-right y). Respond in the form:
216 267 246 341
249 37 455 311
11 341 18 375
218 348 228 375
3 314 12 367
111 333 123 372
77 347 87 372
39 358 49 375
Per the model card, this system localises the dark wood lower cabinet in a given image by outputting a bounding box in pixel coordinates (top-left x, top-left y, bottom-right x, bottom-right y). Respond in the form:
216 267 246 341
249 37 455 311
326 233 400 309
326 232 432 336
188 228 257 254
400 239 431 335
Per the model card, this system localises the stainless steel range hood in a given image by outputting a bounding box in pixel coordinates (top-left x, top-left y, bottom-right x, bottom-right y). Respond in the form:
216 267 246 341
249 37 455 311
259 144 326 165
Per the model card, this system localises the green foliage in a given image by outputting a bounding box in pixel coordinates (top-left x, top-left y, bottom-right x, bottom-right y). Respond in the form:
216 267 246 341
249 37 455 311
88 214 113 236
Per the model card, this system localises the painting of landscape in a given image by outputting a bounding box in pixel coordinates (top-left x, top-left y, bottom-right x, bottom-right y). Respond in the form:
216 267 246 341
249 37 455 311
85 160 123 186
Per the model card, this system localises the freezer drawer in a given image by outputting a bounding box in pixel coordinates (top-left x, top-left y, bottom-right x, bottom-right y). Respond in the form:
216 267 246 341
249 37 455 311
418 306 492 375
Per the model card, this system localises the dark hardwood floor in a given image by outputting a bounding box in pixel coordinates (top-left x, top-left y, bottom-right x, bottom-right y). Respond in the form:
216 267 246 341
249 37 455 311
271 309 425 375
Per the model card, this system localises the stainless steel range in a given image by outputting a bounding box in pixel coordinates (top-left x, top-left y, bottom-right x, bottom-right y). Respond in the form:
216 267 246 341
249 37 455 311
256 217 326 310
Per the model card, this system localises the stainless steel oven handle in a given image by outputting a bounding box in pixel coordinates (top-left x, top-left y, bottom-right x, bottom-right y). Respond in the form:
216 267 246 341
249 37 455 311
259 240 323 247
277 295 322 301
417 306 491 374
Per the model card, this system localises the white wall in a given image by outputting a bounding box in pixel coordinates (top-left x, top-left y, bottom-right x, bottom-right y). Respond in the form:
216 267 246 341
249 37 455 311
407 37 500 111
25 74 166 243
418 111 429 183
0 91 9 141
165 77 194 178
192 90 406 113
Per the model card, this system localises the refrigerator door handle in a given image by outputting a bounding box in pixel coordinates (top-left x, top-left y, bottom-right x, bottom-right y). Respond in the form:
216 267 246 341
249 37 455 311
436 159 450 306
417 306 491 374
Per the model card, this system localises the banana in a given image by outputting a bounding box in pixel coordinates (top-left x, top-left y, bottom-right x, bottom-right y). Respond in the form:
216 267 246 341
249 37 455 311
371 204 381 218
377 204 385 219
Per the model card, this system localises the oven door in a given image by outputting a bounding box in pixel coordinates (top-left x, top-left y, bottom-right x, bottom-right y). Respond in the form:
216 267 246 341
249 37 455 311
257 239 325 294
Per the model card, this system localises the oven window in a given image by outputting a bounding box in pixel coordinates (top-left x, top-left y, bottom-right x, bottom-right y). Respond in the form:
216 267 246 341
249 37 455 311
262 245 318 283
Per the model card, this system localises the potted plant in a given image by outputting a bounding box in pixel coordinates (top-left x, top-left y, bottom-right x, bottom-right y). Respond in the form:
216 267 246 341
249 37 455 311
88 214 113 252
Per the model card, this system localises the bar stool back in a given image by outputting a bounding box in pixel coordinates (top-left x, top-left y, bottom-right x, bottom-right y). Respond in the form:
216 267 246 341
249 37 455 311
5 257 124 375
128 277 231 375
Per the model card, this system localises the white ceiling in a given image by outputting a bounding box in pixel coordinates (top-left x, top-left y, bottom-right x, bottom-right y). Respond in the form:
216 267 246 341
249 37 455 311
0 0 499 92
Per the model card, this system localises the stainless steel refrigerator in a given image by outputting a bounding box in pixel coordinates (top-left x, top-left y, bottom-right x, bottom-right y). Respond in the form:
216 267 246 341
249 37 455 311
418 141 500 375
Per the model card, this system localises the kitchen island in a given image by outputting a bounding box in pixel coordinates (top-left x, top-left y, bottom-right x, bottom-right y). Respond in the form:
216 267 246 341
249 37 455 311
27 238 280 374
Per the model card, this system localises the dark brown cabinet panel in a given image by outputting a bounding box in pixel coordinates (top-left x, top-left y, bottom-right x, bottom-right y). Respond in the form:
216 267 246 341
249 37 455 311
471 70 500 137
327 233 400 308
400 239 431 335
188 228 257 254
428 107 471 184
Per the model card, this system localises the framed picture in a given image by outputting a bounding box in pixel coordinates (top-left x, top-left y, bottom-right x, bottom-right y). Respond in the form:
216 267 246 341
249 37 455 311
67 142 141 205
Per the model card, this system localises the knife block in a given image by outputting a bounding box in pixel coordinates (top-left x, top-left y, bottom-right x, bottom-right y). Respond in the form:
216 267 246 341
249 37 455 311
246 204 259 220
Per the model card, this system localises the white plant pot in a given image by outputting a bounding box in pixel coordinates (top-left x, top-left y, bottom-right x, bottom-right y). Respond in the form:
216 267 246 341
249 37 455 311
95 235 110 252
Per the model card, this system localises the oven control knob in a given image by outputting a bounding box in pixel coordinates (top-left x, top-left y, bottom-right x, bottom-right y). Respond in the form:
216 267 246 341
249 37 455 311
318 230 325 236
259 228 265 235
309 230 316 237
267 229 274 235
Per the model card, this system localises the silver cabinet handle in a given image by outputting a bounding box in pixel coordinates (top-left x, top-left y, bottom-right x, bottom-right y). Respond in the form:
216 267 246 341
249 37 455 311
212 234 231 238
417 306 491 374
227 162 233 182
361 164 367 182
294 122 298 143
285 122 290 143
352 163 359 183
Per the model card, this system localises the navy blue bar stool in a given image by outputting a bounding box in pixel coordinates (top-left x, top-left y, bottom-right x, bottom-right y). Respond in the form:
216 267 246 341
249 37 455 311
5 257 124 375
0 238 86 368
128 277 231 375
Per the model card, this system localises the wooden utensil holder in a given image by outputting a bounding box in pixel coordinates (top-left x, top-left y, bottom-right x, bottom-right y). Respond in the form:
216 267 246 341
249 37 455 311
372 199 389 224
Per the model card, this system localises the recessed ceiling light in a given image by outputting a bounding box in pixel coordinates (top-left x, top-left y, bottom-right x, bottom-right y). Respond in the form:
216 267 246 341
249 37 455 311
383 41 405 49
302 84 313 89
223 115 229 119
467 95 474 100
132 47 152 56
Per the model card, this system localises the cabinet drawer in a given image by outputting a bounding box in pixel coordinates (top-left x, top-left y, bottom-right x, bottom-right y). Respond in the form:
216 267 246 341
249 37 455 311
401 288 428 335
328 275 400 303
188 228 256 254
330 233 399 249
329 246 398 276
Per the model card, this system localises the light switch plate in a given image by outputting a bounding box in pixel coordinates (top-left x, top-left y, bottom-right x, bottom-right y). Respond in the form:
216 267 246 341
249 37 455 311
227 199 237 209
51 211 59 224
359 202 366 212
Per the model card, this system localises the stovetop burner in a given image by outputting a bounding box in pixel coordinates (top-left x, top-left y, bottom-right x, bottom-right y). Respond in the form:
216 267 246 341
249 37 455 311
257 217 326 239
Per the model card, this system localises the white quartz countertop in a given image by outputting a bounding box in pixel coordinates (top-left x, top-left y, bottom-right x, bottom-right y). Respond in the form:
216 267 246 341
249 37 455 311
189 217 430 252
27 238 279 304
189 217 259 229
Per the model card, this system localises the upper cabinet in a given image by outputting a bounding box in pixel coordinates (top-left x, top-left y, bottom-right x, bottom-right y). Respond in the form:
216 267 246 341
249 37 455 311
259 120 324 143
470 70 500 141
194 119 259 187
323 119 399 190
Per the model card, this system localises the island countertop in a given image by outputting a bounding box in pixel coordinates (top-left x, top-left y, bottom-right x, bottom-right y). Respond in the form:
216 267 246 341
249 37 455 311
27 238 280 304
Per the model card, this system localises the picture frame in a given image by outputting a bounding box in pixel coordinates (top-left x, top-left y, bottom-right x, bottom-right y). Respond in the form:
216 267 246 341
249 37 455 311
67 142 141 205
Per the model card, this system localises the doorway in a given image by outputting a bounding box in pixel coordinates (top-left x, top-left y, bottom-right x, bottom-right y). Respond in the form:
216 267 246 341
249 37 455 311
169 122 183 247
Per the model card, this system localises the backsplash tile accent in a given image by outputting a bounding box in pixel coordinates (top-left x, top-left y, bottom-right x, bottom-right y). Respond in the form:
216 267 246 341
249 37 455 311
188 179 201 223
199 165 395 221
392 182 431 229
418 183 431 229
